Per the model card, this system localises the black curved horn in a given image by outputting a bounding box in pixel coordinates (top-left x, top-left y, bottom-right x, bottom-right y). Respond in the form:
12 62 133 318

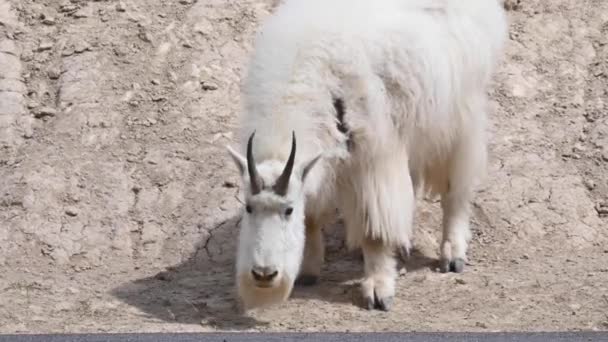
273 131 296 196
247 131 262 194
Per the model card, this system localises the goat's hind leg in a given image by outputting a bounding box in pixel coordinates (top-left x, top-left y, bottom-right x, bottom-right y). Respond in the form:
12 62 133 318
439 100 487 273
439 189 473 273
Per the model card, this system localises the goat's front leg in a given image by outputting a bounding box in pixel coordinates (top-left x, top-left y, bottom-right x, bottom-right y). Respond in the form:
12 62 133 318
295 216 324 286
361 237 397 311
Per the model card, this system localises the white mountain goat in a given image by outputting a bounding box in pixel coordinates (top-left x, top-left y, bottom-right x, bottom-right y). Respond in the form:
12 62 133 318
226 0 508 311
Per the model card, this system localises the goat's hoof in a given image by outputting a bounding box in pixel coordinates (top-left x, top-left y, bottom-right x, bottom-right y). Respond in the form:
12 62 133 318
451 258 465 273
365 296 376 310
439 257 465 273
364 293 393 312
439 258 451 273
374 293 393 311
397 245 411 263
360 275 395 311
295 274 318 286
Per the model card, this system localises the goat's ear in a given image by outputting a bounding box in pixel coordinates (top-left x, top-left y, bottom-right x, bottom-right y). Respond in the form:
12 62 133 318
301 153 323 182
226 145 247 176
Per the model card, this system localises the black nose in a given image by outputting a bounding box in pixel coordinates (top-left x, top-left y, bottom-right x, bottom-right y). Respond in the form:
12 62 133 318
251 266 279 282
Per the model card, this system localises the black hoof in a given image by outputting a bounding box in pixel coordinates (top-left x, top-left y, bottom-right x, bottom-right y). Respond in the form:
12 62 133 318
364 293 393 312
295 274 318 286
439 258 451 273
397 245 411 262
451 258 465 273
365 296 375 310
374 293 393 312
439 258 466 273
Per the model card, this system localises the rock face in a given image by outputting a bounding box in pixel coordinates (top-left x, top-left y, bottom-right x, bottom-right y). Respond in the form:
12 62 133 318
1 0 608 334
0 2 32 156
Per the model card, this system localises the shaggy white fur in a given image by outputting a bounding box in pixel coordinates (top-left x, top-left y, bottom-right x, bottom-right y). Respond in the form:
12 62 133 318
228 0 508 311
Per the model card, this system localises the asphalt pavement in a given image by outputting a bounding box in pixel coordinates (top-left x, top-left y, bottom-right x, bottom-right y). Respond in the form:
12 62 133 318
0 333 607 342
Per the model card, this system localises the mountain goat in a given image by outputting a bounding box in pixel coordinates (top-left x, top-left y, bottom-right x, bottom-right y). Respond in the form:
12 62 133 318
227 0 508 311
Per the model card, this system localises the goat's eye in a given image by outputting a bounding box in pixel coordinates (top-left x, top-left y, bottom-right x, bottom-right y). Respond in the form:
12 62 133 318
285 207 293 216
246 205 253 213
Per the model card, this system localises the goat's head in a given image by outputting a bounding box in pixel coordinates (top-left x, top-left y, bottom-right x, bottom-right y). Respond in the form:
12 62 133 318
226 131 321 310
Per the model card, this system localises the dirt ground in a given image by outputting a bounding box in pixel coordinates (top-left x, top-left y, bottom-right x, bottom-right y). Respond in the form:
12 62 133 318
1 0 607 334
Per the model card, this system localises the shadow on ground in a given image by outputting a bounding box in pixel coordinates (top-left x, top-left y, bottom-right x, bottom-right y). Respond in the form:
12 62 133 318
111 215 262 330
111 215 440 329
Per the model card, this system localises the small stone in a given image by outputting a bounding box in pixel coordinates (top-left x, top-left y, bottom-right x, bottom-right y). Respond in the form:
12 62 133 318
572 144 586 153
74 41 90 53
596 202 608 216
168 72 178 83
223 181 236 188
584 114 596 123
569 303 582 312
602 151 608 162
154 271 174 281
34 107 57 118
138 31 152 43
61 48 75 57
60 4 79 13
182 41 193 48
201 81 218 91
47 68 61 80
42 17 56 25
113 46 128 57
151 79 160 85
21 50 34 62
455 278 467 285
23 127 34 139
147 118 157 125
37 41 54 52
65 208 78 217
475 322 488 329
179 0 193 4
73 7 92 18
504 0 521 11
116 2 126 12
584 179 596 190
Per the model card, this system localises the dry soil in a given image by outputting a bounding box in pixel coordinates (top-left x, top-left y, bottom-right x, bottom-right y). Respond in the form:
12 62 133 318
1 0 608 334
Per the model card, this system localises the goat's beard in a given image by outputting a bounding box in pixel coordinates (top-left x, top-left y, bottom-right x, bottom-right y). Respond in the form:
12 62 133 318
236 272 294 312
